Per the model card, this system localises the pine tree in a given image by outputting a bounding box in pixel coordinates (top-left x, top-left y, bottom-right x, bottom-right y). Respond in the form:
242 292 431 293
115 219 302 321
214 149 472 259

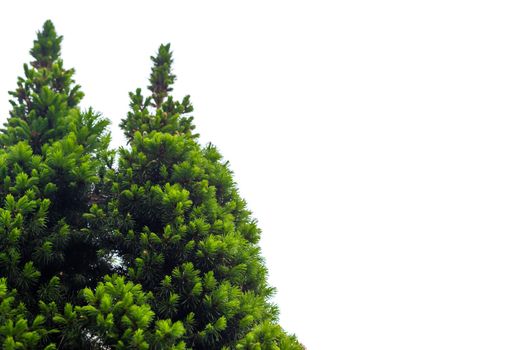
0 18 114 304
0 21 301 349
114 44 302 350
0 19 111 348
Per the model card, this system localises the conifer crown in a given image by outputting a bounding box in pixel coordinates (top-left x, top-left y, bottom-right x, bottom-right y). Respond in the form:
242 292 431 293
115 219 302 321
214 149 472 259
0 20 303 350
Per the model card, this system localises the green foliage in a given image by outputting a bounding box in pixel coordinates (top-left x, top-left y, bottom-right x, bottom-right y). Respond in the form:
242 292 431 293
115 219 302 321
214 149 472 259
109 41 301 350
0 278 57 349
148 44 177 108
235 322 303 350
0 20 114 347
51 275 185 349
0 20 302 350
3 20 85 152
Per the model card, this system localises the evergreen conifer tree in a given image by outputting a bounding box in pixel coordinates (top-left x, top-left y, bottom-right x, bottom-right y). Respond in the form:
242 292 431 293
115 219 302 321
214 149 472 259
0 21 302 349
113 44 302 350
0 20 96 347
0 18 113 330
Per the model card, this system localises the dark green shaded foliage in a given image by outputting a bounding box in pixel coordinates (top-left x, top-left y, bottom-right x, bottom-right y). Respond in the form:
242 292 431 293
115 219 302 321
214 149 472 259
0 278 57 349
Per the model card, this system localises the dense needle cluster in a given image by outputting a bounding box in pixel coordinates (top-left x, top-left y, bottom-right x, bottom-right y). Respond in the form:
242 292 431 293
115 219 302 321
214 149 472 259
0 21 302 349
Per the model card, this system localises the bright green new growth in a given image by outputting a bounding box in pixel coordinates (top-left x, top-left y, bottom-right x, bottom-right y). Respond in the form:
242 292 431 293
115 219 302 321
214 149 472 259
0 21 302 349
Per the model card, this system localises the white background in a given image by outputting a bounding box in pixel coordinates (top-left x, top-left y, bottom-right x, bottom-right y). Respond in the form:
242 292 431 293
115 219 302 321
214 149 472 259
2 1 525 349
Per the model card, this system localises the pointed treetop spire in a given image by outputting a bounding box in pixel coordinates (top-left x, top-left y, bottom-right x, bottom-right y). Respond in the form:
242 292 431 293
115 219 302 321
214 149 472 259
148 43 176 108
30 19 62 69
2 19 84 152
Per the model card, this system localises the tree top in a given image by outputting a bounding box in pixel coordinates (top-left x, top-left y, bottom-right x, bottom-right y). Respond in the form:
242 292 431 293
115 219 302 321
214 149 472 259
30 19 63 69
148 43 176 108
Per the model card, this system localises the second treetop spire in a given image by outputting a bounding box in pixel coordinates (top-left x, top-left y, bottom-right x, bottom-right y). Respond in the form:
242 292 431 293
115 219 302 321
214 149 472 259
148 43 176 108
30 20 63 69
